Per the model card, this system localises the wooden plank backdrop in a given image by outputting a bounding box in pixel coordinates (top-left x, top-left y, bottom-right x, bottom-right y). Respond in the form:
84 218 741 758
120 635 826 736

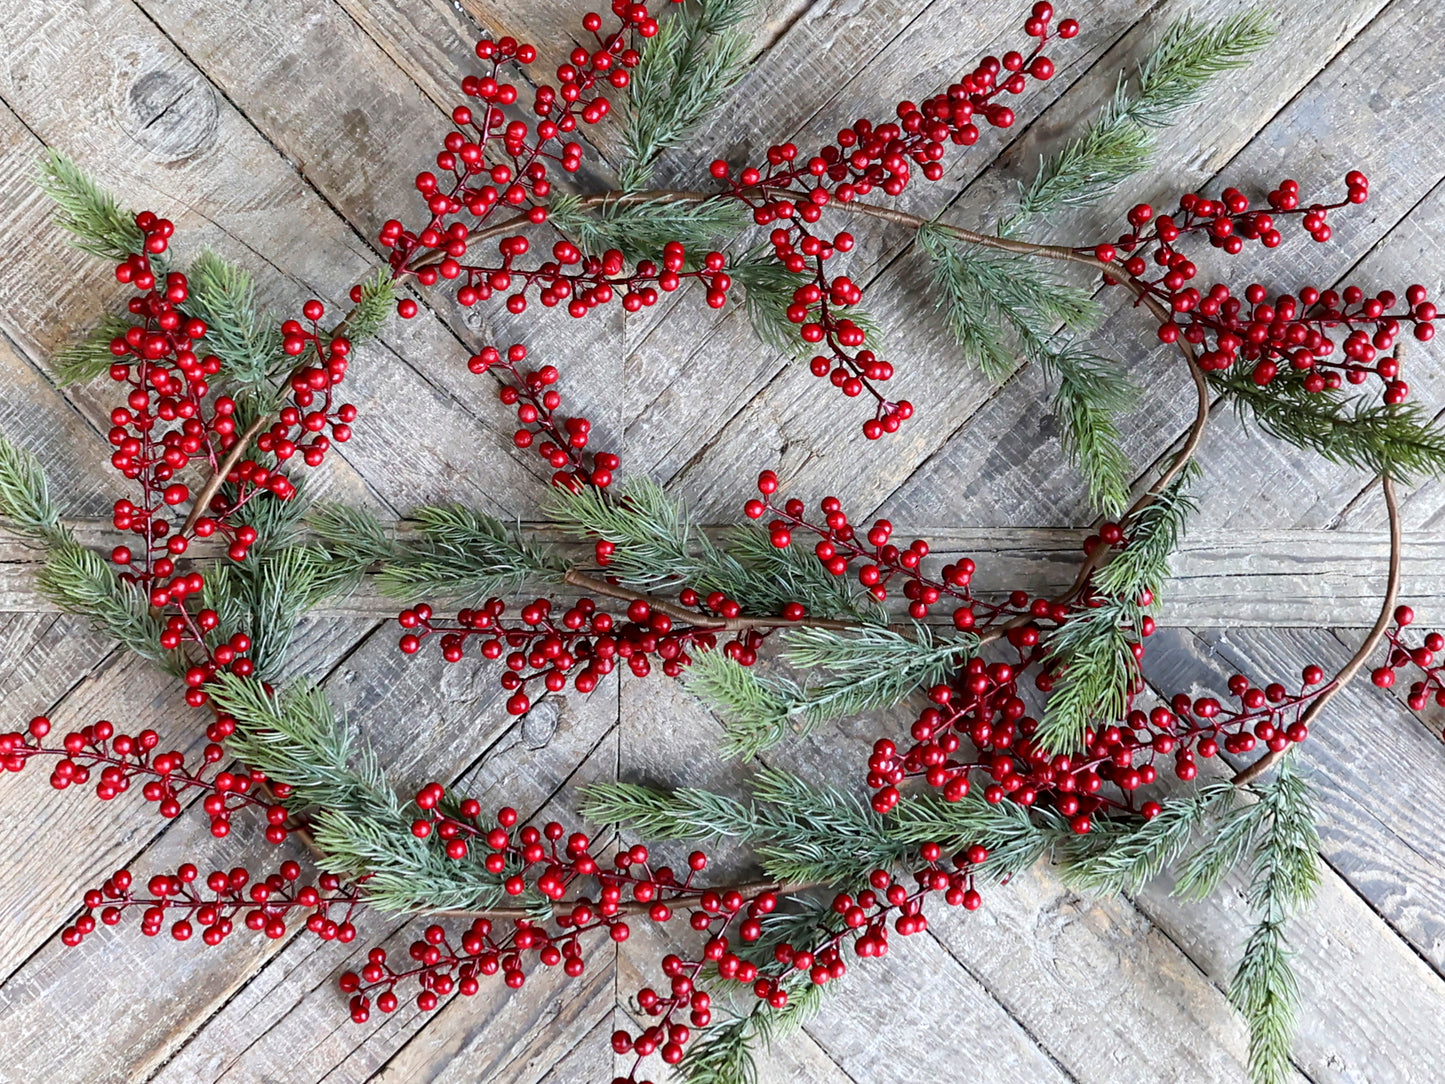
0 0 1443 1081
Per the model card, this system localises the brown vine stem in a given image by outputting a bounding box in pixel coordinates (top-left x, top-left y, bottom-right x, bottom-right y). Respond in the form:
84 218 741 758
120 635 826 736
180 415 268 538
1231 473 1402 786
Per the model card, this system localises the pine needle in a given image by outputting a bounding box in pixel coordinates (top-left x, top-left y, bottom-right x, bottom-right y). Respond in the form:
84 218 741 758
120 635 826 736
731 252 885 359
50 314 133 385
548 193 748 261
185 250 284 393
0 435 66 544
1011 10 1275 223
343 268 396 344
620 0 755 190
1036 467 1197 752
1229 760 1320 1084
36 151 143 261
1056 781 1238 894
1212 371 1445 483
685 625 972 758
38 540 167 664
210 675 510 912
917 225 1130 512
309 502 564 604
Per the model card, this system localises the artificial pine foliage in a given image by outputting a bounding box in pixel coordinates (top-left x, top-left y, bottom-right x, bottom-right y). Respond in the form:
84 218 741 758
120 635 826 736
2 4 1444 1083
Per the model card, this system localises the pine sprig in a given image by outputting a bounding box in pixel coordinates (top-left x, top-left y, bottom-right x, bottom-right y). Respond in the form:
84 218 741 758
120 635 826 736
548 194 748 261
1047 345 1137 515
620 0 754 190
38 540 168 664
50 314 134 385
309 502 565 603
1212 371 1445 482
683 652 805 757
918 225 1131 511
1229 760 1321 1084
1011 10 1275 222
1036 467 1197 752
677 978 827 1084
37 150 144 261
686 624 973 758
0 435 67 544
548 477 867 620
184 251 284 395
210 675 509 912
342 268 397 344
1056 782 1238 894
581 780 760 841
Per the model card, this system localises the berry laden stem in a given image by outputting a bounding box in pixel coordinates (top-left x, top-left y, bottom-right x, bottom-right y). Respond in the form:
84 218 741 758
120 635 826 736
1231 473 1402 786
561 568 858 632
431 877 823 922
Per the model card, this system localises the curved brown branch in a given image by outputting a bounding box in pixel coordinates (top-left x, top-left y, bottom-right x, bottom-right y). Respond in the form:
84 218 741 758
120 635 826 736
1232 474 1402 786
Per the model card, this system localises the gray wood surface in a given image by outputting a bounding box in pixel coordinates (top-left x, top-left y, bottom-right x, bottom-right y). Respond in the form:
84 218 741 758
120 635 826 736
1 0 1443 1081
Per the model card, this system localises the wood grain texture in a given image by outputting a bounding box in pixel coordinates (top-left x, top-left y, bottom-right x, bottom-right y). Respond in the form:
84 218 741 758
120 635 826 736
1 0 1444 1081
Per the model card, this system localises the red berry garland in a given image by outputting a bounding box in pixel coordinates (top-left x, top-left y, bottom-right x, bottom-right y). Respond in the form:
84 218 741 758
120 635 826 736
5 4 1443 1081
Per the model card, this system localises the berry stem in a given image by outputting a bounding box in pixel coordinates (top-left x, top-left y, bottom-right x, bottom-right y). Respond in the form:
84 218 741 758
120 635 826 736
560 568 858 632
1231 472 1401 785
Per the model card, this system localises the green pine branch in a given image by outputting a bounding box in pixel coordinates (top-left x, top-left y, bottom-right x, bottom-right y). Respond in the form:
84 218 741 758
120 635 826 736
1036 467 1198 753
685 624 973 758
547 194 748 261
342 268 397 344
1056 781 1238 894
1229 760 1321 1084
1010 10 1275 224
1212 370 1445 483
184 250 285 396
210 675 511 912
917 225 1133 513
50 314 133 385
0 435 67 545
620 0 755 190
309 503 565 604
37 150 144 261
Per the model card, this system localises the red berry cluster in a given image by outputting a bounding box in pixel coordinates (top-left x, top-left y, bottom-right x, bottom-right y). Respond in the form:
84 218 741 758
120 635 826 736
102 215 358 704
467 342 620 490
1097 176 1430 398
62 861 357 948
869 657 1330 831
438 234 734 317
0 715 291 840
1371 606 1445 713
747 470 1029 629
379 4 671 308
706 4 1074 436
396 595 730 715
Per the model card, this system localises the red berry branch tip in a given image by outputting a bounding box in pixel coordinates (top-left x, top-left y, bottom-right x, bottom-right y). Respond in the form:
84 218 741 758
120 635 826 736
0 716 292 841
